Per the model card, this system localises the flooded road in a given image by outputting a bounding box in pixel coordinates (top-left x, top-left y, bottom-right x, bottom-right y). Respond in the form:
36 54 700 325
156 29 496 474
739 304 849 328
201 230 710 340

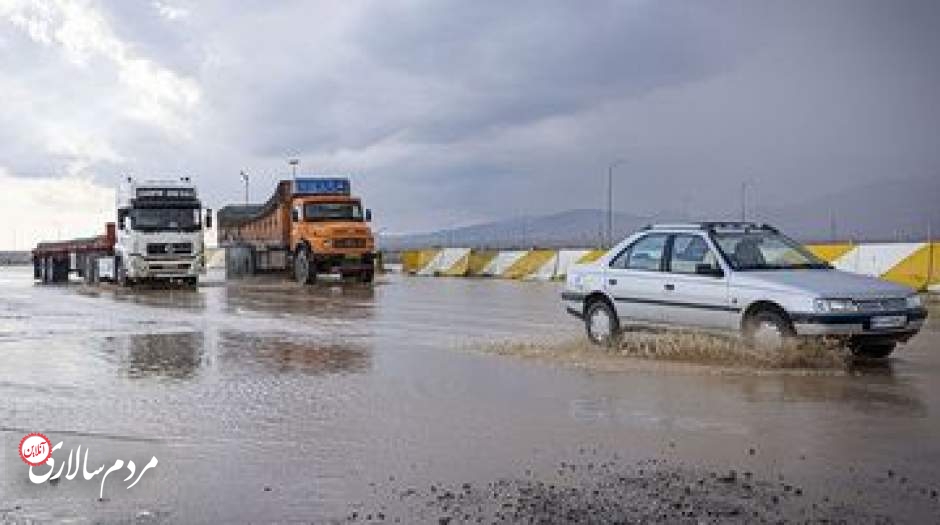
1 266 939 523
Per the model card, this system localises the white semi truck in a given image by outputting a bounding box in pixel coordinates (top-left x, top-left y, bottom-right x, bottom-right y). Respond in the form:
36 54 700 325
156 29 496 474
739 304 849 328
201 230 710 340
33 177 211 287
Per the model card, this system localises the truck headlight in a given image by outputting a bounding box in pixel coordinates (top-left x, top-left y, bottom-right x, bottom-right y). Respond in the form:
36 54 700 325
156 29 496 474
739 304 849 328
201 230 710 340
813 298 857 313
907 295 924 309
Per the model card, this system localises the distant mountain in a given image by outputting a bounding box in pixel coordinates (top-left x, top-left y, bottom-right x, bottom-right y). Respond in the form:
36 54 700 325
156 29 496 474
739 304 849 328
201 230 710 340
381 209 667 250
382 176 940 250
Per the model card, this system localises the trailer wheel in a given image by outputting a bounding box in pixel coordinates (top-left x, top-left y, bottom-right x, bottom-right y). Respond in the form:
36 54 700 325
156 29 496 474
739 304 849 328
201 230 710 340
116 256 130 287
44 257 55 284
84 256 96 284
40 257 49 284
293 247 317 284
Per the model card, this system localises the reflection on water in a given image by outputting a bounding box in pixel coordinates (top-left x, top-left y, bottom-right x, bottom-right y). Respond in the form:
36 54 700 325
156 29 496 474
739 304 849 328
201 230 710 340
734 362 927 416
221 277 376 320
108 332 204 380
111 287 207 311
217 330 370 376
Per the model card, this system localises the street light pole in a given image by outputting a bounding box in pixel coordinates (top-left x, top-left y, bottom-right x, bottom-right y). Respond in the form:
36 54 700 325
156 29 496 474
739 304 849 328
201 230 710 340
740 182 748 222
240 170 249 204
607 159 625 248
288 158 299 178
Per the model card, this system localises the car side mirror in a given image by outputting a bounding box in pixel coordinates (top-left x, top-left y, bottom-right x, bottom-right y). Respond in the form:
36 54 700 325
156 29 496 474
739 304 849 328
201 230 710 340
365 209 372 222
291 209 300 222
695 264 724 278
204 209 212 229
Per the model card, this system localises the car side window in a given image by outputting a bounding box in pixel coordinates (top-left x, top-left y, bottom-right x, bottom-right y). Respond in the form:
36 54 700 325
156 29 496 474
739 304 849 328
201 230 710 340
669 234 721 274
609 234 668 271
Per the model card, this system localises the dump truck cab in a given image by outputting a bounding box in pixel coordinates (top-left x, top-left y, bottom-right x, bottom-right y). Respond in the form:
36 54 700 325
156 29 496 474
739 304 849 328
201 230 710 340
288 178 375 283
290 194 374 256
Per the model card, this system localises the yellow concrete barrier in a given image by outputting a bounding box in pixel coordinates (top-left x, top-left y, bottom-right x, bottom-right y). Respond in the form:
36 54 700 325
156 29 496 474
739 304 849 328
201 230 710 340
502 250 556 279
805 243 855 262
467 250 499 276
399 243 940 290
401 249 440 274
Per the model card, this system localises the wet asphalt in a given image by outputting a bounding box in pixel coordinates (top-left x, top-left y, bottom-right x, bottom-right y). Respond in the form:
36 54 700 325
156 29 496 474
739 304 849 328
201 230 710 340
1 266 939 523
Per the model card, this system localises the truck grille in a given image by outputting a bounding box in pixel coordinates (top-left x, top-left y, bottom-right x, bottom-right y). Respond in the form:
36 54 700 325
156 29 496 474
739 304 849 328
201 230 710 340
333 238 367 249
147 242 193 255
856 298 906 312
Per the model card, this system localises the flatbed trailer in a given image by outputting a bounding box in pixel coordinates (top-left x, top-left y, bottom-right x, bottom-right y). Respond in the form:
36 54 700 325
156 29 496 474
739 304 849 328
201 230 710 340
32 223 116 284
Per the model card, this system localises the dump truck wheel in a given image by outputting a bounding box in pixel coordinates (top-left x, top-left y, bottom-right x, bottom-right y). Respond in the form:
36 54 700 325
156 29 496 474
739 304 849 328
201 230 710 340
294 248 316 284
359 269 374 283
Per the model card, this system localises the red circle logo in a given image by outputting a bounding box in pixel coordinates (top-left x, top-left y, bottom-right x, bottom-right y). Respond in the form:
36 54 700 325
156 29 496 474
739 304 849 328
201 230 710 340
19 433 52 467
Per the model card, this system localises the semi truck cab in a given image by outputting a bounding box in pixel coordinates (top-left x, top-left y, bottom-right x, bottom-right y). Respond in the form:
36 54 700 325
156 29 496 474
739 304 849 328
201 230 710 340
114 177 209 286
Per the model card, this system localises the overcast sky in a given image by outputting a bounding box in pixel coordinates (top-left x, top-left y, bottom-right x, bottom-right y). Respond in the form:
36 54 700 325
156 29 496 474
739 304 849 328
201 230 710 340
1 0 938 248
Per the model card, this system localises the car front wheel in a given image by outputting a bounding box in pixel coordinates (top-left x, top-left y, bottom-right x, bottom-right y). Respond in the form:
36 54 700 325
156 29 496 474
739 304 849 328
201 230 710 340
584 299 621 347
850 341 896 359
744 309 795 350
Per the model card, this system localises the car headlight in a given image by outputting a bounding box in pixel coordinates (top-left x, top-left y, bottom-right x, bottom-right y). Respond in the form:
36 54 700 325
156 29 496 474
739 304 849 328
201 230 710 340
813 298 858 313
907 294 924 309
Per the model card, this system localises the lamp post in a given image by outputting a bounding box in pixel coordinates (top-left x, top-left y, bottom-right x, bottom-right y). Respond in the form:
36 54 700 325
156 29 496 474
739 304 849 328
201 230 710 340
739 180 758 223
288 158 299 178
740 181 748 222
240 170 249 204
607 159 625 248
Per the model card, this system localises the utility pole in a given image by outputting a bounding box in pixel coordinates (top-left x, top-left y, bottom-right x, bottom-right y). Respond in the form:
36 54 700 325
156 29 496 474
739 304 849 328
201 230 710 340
288 158 299 178
928 218 934 289
240 170 249 204
829 208 837 242
740 182 748 222
607 159 625 248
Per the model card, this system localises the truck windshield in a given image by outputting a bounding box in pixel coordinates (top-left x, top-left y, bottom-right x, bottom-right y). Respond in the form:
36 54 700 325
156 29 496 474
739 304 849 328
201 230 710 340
711 231 830 271
304 202 363 222
132 208 201 231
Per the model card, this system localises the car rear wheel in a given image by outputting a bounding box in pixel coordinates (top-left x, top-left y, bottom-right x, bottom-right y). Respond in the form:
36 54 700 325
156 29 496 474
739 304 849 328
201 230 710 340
744 309 795 350
850 341 896 359
584 299 621 347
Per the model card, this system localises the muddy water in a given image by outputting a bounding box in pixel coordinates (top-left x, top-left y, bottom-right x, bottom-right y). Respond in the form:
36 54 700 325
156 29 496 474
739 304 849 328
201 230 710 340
1 266 939 523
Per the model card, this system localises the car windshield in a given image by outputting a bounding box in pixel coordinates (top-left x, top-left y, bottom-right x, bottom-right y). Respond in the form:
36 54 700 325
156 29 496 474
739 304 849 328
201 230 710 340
132 208 201 231
304 202 363 222
711 230 830 271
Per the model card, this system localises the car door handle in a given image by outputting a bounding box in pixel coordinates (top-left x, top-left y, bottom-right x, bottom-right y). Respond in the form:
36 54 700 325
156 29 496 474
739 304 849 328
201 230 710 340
664 283 675 291
608 278 617 286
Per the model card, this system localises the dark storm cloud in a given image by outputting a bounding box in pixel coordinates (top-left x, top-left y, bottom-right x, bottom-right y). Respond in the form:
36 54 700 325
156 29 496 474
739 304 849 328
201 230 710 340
2 0 939 238
240 1 743 155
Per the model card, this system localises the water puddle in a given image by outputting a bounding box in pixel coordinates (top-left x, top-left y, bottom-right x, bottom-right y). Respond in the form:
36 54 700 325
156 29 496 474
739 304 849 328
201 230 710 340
472 329 861 376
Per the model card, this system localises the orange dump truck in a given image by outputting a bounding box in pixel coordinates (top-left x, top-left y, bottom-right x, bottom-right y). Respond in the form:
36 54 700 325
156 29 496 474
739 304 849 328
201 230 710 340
218 177 376 283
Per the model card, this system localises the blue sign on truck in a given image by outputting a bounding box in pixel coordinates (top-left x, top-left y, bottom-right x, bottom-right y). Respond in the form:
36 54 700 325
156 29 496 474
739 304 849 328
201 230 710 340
293 177 350 196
